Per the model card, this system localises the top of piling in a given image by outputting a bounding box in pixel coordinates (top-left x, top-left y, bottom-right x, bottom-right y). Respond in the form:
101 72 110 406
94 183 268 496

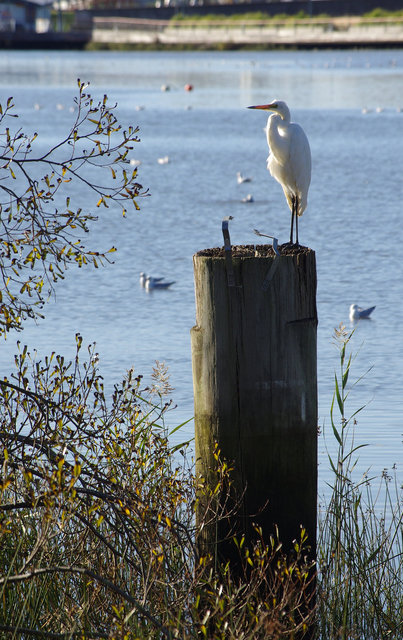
195 244 313 258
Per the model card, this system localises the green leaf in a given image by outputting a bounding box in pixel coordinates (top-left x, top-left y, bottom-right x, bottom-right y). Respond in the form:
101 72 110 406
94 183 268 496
342 364 349 390
330 395 342 446
341 443 368 464
334 374 344 416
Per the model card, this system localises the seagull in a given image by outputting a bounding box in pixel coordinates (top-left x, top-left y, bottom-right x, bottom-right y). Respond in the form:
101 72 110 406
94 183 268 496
157 156 169 165
145 276 175 291
241 194 254 203
140 273 165 288
349 304 376 322
237 171 252 184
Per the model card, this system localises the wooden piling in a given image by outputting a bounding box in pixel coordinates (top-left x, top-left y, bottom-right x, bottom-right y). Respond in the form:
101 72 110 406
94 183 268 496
191 244 317 564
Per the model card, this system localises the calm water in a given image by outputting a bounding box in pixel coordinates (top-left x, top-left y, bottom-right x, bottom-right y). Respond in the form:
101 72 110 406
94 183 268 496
0 49 402 496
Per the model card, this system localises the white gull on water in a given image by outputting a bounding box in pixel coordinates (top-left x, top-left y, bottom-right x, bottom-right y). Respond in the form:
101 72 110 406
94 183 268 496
145 276 175 291
349 304 376 321
241 193 254 203
236 171 252 184
140 273 165 288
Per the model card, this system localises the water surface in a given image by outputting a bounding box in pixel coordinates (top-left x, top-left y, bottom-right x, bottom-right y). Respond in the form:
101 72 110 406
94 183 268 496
1 49 402 496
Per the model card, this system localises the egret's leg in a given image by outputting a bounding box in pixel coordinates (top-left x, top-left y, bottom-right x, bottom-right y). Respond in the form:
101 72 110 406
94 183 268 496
290 197 295 244
295 197 299 246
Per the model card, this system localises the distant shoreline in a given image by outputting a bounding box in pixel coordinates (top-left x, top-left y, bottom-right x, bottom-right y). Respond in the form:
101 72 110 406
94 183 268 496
88 16 403 50
2 14 403 51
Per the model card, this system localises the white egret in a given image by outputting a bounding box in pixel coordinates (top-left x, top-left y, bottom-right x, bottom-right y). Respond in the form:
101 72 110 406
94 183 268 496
349 304 375 322
248 100 311 245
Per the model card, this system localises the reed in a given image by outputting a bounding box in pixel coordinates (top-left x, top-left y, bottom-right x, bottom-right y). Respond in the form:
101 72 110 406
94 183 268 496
316 325 403 639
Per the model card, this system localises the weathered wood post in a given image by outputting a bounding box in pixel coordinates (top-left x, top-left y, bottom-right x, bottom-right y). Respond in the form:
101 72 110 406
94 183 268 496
191 242 317 565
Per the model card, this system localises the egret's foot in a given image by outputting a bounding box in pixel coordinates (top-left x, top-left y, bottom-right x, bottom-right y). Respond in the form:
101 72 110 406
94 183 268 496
281 241 302 252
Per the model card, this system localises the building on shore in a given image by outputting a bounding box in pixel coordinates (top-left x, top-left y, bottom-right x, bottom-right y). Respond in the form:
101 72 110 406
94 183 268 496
0 0 53 33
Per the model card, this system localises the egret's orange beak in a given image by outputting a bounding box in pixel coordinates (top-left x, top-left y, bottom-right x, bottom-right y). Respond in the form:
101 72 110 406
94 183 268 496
248 102 277 111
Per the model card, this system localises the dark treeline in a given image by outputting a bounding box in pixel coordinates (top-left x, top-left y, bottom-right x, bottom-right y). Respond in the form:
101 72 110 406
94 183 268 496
84 0 403 21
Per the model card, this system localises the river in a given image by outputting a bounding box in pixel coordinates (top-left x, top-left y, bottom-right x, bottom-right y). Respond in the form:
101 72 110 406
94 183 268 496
0 49 402 497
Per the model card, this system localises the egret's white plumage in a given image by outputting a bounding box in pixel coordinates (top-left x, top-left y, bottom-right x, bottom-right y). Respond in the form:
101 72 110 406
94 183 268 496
349 304 375 322
248 100 311 245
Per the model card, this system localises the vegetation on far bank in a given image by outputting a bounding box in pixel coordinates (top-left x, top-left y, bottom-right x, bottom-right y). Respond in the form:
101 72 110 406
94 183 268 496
168 8 403 25
57 7 403 32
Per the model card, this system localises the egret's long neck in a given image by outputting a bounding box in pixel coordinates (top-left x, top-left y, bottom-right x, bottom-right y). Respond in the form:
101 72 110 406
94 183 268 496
266 113 290 163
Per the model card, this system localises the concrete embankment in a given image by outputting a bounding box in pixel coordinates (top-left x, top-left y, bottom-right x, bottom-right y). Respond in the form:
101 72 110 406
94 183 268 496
89 16 403 48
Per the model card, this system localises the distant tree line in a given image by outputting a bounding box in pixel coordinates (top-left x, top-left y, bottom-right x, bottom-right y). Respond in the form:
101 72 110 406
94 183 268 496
83 0 403 20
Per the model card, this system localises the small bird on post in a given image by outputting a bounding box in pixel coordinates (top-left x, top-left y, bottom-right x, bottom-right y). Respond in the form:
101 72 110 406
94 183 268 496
248 100 311 246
